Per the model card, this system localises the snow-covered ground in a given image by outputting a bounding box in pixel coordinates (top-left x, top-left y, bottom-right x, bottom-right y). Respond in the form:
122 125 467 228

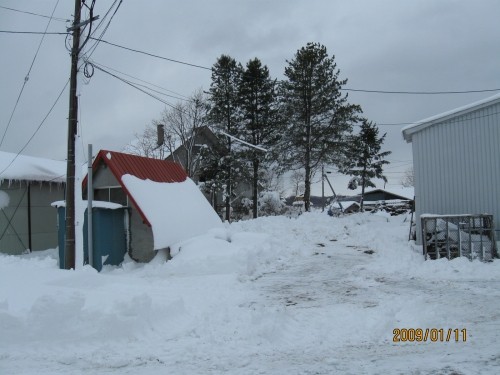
1 212 499 374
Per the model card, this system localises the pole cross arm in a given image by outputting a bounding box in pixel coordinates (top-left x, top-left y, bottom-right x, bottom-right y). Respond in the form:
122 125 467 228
66 15 99 32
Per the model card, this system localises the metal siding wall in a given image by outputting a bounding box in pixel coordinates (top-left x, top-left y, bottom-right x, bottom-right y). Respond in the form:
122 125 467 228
93 165 120 188
0 181 64 254
128 206 155 262
414 103 500 244
30 183 64 251
0 182 28 254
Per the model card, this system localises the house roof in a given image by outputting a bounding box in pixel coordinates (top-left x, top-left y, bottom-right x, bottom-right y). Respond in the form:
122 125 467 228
84 150 188 226
0 150 66 183
402 93 500 143
363 187 414 201
92 150 188 183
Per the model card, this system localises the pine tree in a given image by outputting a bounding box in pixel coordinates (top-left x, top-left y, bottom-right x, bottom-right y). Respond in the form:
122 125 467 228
279 42 361 211
208 55 243 221
341 120 391 211
238 58 278 218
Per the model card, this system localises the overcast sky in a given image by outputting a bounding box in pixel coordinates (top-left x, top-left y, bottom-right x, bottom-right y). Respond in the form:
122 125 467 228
1 0 499 194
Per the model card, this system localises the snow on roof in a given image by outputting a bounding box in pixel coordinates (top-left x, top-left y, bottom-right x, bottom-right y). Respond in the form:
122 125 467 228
402 93 500 142
0 150 66 183
332 201 359 209
364 187 414 200
83 149 189 226
121 175 223 250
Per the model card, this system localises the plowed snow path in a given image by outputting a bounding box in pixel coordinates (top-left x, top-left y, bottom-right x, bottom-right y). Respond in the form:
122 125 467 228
235 213 500 375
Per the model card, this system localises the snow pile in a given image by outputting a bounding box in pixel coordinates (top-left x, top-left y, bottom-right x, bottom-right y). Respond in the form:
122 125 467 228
121 175 223 250
1 211 499 374
0 150 66 182
258 191 286 216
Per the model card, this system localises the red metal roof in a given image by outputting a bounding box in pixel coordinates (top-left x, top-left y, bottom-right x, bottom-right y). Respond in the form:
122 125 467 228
83 150 188 226
93 150 187 183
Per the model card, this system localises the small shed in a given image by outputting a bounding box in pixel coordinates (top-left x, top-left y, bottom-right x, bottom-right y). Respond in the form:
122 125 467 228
84 150 223 262
402 94 500 245
0 151 65 254
53 200 127 271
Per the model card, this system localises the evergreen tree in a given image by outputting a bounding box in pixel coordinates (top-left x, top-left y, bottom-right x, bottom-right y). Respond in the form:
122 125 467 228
208 55 244 221
279 42 361 211
340 120 391 211
238 58 278 218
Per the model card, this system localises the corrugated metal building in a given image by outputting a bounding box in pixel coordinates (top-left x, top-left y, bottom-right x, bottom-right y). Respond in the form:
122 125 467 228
402 94 500 244
0 151 65 254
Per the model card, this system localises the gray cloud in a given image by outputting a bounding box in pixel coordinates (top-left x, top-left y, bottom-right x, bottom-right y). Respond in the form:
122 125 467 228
1 0 499 191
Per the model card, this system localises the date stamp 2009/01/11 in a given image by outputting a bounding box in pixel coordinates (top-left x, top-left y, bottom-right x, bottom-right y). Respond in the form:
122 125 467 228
393 328 467 342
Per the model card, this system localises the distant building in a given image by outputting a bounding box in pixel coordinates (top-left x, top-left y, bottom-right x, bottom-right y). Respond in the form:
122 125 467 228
402 94 500 244
0 151 65 254
165 126 253 216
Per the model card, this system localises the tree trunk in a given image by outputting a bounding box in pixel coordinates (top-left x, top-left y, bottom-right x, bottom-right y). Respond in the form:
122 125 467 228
225 151 231 221
360 166 367 211
252 158 259 218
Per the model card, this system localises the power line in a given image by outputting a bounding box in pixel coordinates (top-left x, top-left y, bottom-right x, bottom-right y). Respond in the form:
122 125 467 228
343 88 500 95
2 29 500 96
89 60 190 100
82 0 123 59
90 38 212 70
0 0 61 148
0 5 69 22
373 110 500 127
0 79 69 178
91 63 180 110
0 30 68 35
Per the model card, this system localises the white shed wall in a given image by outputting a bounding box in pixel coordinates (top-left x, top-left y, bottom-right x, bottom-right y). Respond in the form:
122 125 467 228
413 102 500 244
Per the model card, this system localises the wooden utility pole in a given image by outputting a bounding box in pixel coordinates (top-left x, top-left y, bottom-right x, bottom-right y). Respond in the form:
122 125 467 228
64 0 82 269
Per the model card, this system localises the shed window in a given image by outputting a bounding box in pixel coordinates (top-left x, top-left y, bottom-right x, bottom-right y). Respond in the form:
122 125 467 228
94 187 128 206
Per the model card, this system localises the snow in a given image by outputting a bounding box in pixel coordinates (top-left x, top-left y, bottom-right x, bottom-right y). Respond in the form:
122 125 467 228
121 175 223 250
51 200 124 209
1 211 499 374
0 150 66 183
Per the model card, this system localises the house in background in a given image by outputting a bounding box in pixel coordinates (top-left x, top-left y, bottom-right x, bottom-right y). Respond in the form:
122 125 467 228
0 151 65 254
360 187 414 213
402 93 500 245
165 126 222 182
165 126 254 216
362 187 414 203
83 150 222 263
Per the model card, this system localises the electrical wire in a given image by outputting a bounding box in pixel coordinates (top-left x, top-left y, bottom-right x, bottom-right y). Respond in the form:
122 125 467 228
82 0 122 60
0 4 69 22
2 29 500 96
343 88 500 95
91 63 180 111
89 37 212 71
88 60 189 101
373 110 500 127
0 30 68 35
0 0 61 149
0 79 69 178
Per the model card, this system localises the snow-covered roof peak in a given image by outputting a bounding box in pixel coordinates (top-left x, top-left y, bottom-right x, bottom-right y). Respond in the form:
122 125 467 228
402 92 500 142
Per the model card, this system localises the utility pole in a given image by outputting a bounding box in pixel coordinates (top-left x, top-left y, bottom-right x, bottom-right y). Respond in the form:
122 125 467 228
64 0 82 270
321 165 325 212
